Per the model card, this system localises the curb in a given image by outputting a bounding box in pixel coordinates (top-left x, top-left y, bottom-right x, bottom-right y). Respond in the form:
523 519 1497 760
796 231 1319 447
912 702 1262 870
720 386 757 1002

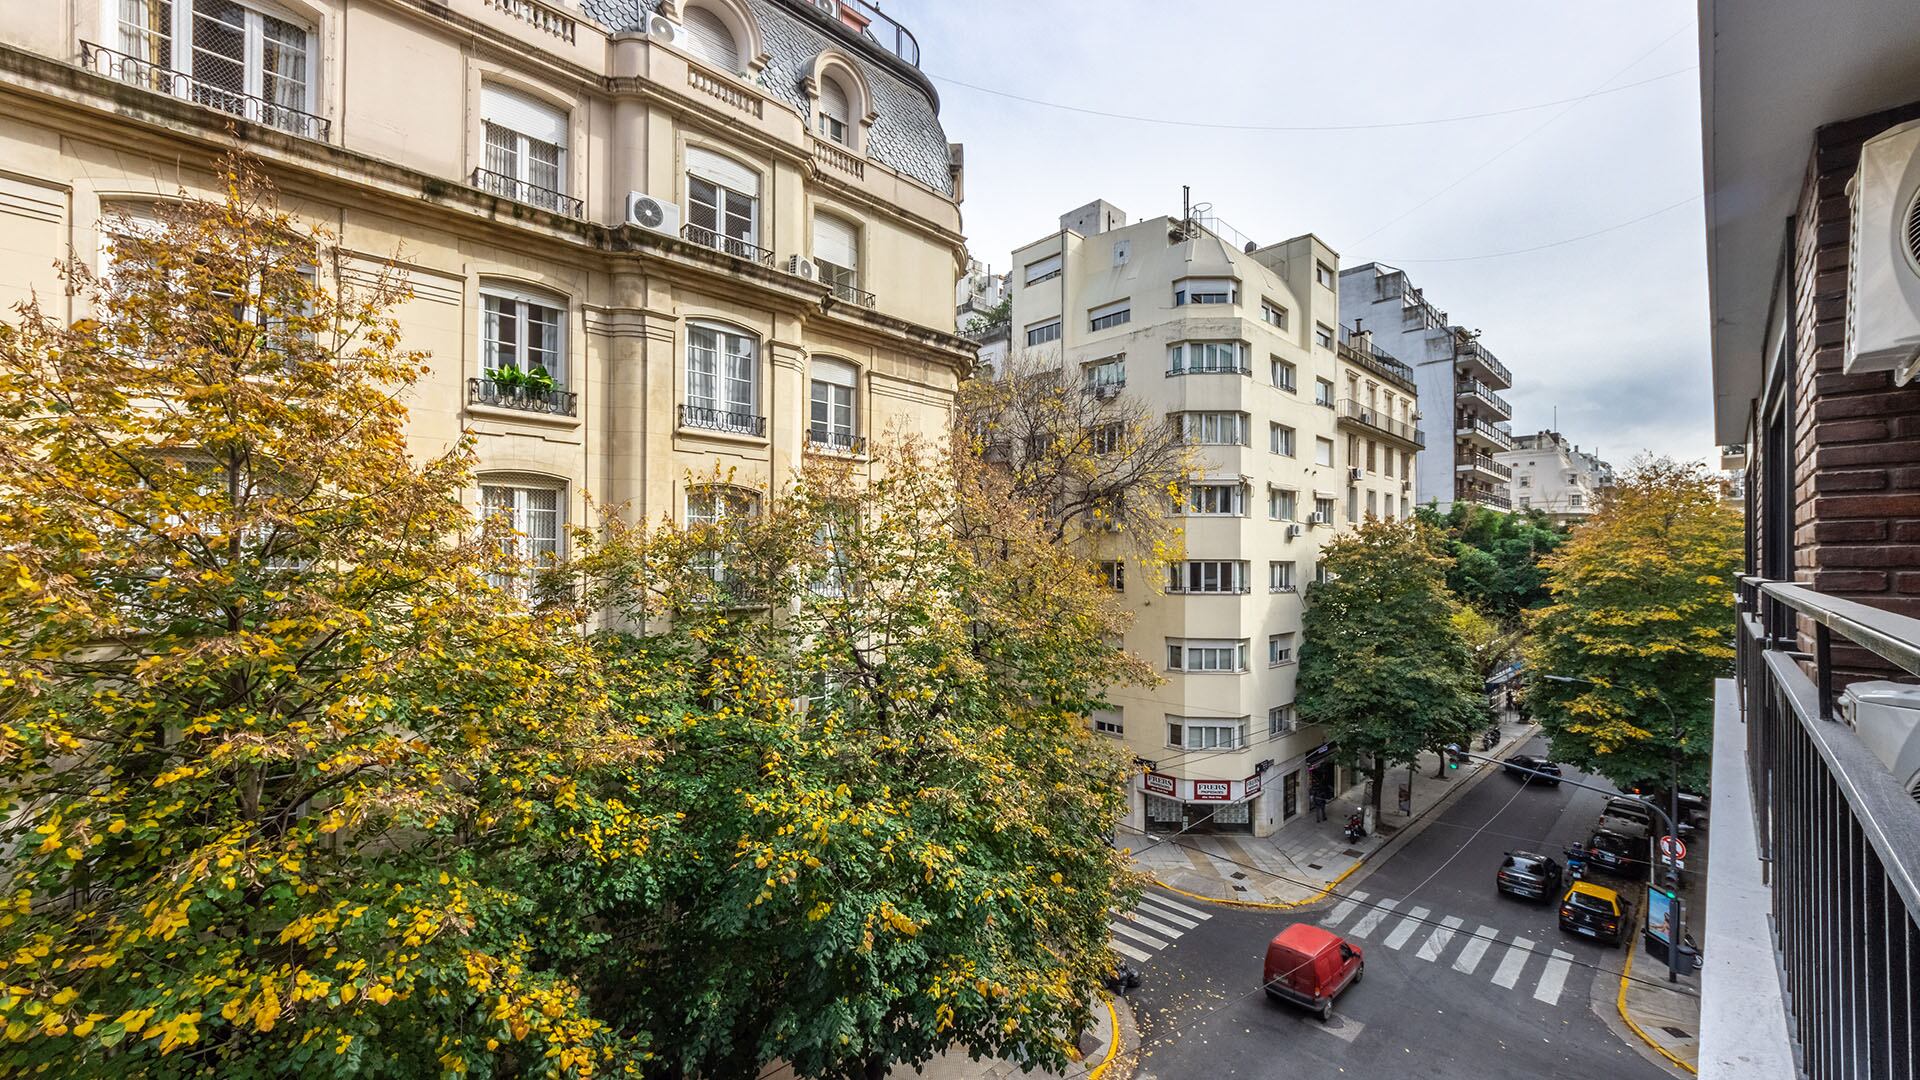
1084 997 1122 1080
1616 936 1698 1077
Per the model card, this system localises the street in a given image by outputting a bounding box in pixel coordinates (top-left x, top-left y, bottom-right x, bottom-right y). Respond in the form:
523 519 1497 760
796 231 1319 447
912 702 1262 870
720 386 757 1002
1118 736 1682 1080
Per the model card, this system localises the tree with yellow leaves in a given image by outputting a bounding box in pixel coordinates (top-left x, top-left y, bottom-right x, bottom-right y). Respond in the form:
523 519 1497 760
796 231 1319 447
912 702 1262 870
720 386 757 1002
1525 458 1742 792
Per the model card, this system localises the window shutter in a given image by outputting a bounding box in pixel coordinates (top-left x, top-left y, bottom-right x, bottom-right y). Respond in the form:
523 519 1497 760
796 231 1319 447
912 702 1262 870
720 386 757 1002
1089 299 1129 322
480 84 567 147
811 357 857 388
812 214 858 268
683 6 741 72
820 76 851 128
1024 253 1062 283
687 148 759 196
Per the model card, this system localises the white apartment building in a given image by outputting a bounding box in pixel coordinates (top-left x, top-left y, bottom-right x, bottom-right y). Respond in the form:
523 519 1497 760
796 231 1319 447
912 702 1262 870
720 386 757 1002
1007 199 1422 838
1339 263 1518 512
1500 431 1615 524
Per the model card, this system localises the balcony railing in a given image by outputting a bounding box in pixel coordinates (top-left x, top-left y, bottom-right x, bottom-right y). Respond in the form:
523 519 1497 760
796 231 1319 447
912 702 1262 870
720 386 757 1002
1458 415 1515 451
806 429 866 455
1337 399 1426 449
484 0 575 42
80 41 331 142
806 0 921 68
1165 365 1252 378
681 223 775 266
828 280 877 308
1396 278 1451 332
469 377 578 416
470 167 584 219
688 68 762 117
811 137 866 180
680 403 766 437
1456 378 1514 420
1455 454 1513 480
1733 577 1920 1080
1336 324 1418 393
1455 335 1514 388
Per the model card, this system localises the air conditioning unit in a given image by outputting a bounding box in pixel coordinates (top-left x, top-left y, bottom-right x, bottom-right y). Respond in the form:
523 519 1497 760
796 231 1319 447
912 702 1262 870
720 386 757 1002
1347 467 1364 483
1844 119 1920 382
1839 681 1920 803
1309 511 1330 526
1285 524 1303 540
625 192 680 234
787 255 818 280
1093 384 1121 400
806 0 839 16
646 12 685 47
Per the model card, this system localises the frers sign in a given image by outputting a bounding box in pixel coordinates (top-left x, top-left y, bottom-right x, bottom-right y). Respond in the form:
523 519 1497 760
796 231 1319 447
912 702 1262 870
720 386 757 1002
1192 780 1231 801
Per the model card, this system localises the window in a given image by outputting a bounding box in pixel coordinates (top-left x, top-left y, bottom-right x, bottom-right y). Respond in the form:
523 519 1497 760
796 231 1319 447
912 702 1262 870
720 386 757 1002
1092 709 1124 737
685 322 760 432
1174 411 1248 446
1384 450 1395 478
1315 261 1335 288
1166 639 1249 673
481 286 566 388
1261 301 1289 329
809 357 858 451
1366 441 1378 472
816 72 853 145
1268 560 1295 592
1314 562 1332 585
1086 356 1126 389
1026 318 1062 347
482 478 563 589
1314 324 1334 350
1089 299 1131 332
683 4 742 72
1402 451 1412 477
686 486 756 582
1519 496 1531 510
1091 422 1123 455
118 0 314 134
1167 341 1247 374
1518 474 1532 488
1570 493 1585 509
1268 489 1296 521
1168 560 1249 594
1271 357 1296 391
687 149 759 257
1167 716 1247 750
1385 493 1396 520
1314 377 1335 406
1024 253 1062 285
1173 277 1237 306
1313 496 1336 523
1176 483 1246 516
1270 423 1295 456
813 213 860 299
1314 437 1334 467
1347 488 1359 523
1366 490 1377 518
1268 704 1295 734
1098 560 1125 591
479 86 569 210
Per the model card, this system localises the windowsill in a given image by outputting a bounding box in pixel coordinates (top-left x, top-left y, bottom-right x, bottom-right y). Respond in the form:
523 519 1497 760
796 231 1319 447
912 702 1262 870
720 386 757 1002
467 401 583 429
1268 659 1296 669
677 424 770 447
1269 587 1298 594
1166 670 1250 676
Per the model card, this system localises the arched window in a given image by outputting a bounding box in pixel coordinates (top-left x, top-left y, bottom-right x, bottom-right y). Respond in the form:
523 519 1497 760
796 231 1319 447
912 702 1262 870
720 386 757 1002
686 485 757 584
480 472 565 591
682 4 740 73
808 357 859 453
817 73 852 145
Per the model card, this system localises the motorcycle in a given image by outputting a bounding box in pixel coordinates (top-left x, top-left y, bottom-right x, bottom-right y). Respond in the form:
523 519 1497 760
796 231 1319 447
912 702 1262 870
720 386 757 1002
1480 727 1501 751
1564 845 1589 882
1343 811 1367 843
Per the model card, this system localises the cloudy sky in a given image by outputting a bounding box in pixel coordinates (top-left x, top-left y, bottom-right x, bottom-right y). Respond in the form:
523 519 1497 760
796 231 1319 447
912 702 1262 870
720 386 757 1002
902 0 1712 469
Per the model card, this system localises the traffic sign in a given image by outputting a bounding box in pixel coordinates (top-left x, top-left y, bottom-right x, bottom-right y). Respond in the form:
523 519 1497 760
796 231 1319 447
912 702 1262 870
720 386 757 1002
1659 835 1687 861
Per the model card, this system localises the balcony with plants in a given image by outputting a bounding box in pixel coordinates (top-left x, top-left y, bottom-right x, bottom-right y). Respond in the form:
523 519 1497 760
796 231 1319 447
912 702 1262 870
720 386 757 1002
469 364 576 416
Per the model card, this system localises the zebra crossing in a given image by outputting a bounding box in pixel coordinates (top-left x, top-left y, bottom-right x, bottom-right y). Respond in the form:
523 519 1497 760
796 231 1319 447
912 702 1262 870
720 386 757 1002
1320 890 1581 1006
1108 892 1213 963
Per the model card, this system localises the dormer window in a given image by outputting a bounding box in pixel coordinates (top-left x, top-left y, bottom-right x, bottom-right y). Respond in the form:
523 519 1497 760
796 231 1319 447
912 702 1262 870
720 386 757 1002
817 74 853 145
683 4 741 73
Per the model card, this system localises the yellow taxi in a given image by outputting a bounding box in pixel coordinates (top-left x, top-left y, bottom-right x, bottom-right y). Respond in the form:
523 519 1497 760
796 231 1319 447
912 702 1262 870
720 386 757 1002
1558 880 1631 947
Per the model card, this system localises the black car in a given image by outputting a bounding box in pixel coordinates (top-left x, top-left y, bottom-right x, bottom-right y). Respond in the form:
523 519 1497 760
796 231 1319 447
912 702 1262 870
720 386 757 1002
1495 851 1563 901
1580 829 1650 879
1503 754 1562 786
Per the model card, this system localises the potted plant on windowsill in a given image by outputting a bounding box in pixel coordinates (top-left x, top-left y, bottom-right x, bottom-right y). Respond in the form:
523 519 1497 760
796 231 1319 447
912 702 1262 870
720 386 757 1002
525 365 557 401
488 362 526 402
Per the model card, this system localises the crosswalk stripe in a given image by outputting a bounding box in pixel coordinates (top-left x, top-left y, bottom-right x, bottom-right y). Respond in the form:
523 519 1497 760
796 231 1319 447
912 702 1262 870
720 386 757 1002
1533 949 1574 1005
1345 898 1398 940
1321 891 1370 929
1120 911 1184 939
1108 921 1168 949
1453 924 1501 975
1140 893 1212 920
1134 901 1200 930
1491 937 1536 989
1416 915 1464 962
1382 906 1430 950
1110 939 1153 963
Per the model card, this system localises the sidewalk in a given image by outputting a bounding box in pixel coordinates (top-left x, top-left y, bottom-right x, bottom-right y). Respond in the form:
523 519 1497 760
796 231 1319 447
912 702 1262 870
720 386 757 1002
1125 714 1537 906
1618 822 1708 1075
761 996 1137 1080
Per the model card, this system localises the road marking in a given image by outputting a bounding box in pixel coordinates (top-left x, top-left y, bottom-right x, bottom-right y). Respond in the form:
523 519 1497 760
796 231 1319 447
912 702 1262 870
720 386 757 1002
1140 893 1212 920
1345 897 1398 940
1382 906 1431 950
1321 890 1370 928
1533 949 1574 1005
1121 911 1184 939
1134 900 1200 929
1491 937 1537 989
1110 939 1153 963
1108 921 1168 949
1453 924 1502 975
1416 915 1464 962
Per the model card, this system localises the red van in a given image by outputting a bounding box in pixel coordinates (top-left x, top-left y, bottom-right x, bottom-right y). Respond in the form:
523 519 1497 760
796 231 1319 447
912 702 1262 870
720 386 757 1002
1262 923 1364 1021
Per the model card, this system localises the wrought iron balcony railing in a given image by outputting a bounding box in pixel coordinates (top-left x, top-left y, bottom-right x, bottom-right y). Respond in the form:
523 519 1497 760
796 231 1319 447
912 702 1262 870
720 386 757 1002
1336 324 1417 393
1456 378 1515 420
1337 399 1425 449
1455 335 1514 388
1455 454 1514 480
80 41 331 142
469 167 584 219
469 377 578 416
1458 415 1515 451
680 403 766 437
681 223 775 266
828 280 877 308
806 429 866 455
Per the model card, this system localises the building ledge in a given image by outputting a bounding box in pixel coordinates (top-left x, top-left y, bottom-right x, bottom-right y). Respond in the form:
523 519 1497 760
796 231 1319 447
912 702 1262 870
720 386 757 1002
1699 677 1798 1080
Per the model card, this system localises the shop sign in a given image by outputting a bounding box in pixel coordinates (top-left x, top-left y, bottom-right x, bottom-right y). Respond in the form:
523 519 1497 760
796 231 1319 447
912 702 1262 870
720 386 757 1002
1192 780 1231 801
1143 772 1176 797
1305 741 1338 768
1244 772 1263 797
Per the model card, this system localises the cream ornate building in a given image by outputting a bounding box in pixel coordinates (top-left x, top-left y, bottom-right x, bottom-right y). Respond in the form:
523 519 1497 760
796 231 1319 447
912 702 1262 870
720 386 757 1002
1007 200 1422 838
1499 430 1614 525
0 0 972 557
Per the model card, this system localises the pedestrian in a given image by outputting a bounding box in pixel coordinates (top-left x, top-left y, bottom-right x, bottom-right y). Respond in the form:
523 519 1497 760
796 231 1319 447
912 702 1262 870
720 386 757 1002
1311 792 1328 822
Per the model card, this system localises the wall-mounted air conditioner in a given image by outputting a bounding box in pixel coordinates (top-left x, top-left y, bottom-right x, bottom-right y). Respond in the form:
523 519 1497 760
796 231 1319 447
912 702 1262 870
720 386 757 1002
1347 467 1364 483
1840 681 1920 803
1845 118 1920 383
1309 511 1330 526
787 255 818 280
625 192 680 234
1285 524 1303 540
646 13 685 47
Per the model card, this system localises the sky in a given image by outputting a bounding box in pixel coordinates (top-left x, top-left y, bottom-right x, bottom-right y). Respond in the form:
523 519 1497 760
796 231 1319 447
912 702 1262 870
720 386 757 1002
900 0 1714 470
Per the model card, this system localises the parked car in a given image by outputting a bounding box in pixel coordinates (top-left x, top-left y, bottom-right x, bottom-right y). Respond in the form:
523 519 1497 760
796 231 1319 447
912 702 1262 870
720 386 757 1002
1559 881 1632 947
1495 851 1564 902
1263 922 1364 1022
1595 809 1653 840
1581 829 1650 879
1503 754 1562 786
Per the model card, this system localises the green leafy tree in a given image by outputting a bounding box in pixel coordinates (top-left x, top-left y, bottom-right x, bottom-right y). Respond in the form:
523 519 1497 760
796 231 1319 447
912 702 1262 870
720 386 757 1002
1415 502 1566 617
1525 459 1742 792
1297 520 1485 815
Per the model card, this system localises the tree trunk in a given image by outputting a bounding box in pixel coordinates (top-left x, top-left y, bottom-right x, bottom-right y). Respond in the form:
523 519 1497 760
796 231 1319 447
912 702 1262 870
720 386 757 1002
1432 749 1447 779
1369 757 1386 817
864 1056 889 1080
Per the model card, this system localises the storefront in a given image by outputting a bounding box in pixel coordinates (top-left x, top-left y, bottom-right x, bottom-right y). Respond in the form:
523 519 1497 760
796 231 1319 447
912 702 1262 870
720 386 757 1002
1140 772 1263 834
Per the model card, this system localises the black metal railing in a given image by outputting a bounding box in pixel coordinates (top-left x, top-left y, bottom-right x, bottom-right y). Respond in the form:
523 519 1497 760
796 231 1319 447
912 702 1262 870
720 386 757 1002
805 0 921 67
1165 365 1253 377
1456 454 1513 480
681 223 775 266
680 403 766 437
1337 399 1426 448
1336 324 1418 392
470 167 584 219
806 429 866 454
1458 414 1515 451
1455 335 1514 388
80 41 331 142
828 280 877 308
1734 576 1920 1080
1456 378 1515 420
469 377 578 416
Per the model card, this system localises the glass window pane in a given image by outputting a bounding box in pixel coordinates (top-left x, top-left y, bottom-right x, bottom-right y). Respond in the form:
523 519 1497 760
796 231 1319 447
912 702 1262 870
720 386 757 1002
261 15 308 111
687 327 718 409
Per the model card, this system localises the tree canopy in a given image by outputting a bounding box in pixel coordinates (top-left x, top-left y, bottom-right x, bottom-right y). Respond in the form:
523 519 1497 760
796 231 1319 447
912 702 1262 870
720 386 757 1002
1415 502 1566 618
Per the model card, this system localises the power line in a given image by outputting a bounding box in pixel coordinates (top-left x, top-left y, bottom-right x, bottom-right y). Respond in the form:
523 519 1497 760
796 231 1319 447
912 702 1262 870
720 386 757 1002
1382 195 1701 264
926 68 1694 134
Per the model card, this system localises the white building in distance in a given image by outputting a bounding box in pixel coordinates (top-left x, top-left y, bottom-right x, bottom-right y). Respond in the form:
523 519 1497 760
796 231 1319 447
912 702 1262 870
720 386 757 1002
1499 431 1615 523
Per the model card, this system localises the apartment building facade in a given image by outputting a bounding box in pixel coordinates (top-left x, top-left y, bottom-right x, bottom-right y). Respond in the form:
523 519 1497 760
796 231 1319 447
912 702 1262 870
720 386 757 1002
1339 262 1517 513
0 0 973 565
1007 199 1421 838
1499 430 1613 523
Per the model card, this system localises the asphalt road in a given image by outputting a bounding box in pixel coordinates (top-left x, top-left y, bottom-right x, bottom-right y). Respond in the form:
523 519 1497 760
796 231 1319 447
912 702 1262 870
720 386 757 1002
1120 735 1680 1080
